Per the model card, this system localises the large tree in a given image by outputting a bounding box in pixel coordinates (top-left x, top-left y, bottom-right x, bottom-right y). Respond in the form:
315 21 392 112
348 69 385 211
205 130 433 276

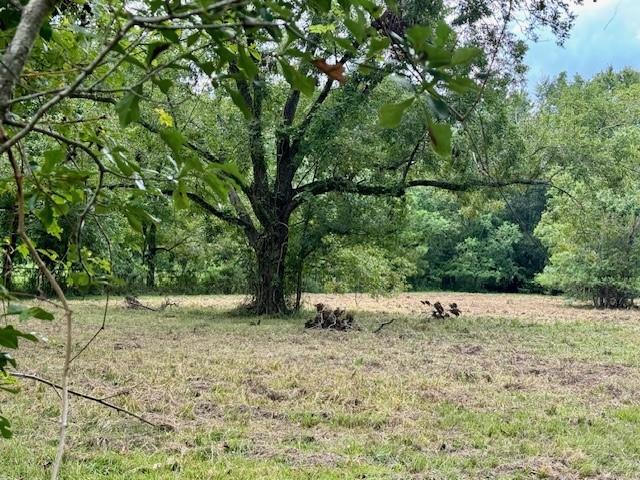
0 1 584 317
110 0 580 314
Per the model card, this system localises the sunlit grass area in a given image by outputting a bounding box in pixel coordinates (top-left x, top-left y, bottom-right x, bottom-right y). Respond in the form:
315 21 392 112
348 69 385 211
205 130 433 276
2 294 640 479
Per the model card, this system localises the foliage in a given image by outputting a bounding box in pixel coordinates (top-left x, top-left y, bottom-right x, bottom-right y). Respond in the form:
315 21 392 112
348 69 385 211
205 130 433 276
537 186 640 307
449 220 523 291
403 189 545 292
534 70 640 307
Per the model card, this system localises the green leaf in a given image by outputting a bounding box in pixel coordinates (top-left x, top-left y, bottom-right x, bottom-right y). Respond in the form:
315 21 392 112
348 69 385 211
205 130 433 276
406 25 430 51
446 76 477 93
203 172 229 200
278 60 315 97
5 304 53 322
186 32 201 47
354 0 379 14
153 77 173 94
0 353 17 373
309 0 331 12
451 47 481 66
0 415 12 439
38 204 62 240
69 271 91 287
39 23 52 41
0 325 37 349
160 28 180 43
435 21 454 46
367 36 389 57
424 45 451 67
172 183 190 210
427 95 450 120
25 307 54 321
37 202 54 228
309 24 336 34
237 46 258 79
428 121 452 157
16 244 28 258
196 60 216 76
344 14 367 43
225 87 252 119
159 128 187 157
209 162 246 186
335 36 357 53
115 86 142 127
146 42 171 66
41 148 65 175
378 97 415 128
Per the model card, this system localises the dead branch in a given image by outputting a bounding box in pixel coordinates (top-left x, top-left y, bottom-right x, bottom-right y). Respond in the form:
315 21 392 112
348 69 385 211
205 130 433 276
11 372 157 428
305 303 358 330
123 295 156 311
421 300 462 319
373 319 395 333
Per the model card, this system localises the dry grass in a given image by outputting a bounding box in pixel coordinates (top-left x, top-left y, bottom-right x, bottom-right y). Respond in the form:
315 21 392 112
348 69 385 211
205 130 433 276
150 291 640 322
2 292 640 479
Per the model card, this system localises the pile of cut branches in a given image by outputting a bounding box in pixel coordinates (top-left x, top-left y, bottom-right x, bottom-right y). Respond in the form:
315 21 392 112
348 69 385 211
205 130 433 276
421 300 462 319
305 303 357 330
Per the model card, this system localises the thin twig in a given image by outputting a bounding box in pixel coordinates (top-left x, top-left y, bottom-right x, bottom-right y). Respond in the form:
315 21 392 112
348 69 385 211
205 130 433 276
373 319 394 333
70 291 109 364
10 372 157 428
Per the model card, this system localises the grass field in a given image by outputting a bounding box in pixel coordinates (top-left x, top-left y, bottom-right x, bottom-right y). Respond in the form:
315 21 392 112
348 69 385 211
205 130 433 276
2 293 640 479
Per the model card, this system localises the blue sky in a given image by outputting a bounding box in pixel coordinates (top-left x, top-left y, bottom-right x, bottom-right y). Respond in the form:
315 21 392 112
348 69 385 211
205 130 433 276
524 0 640 92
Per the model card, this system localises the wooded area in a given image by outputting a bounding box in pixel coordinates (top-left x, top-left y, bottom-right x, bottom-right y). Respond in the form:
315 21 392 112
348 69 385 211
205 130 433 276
2 0 640 478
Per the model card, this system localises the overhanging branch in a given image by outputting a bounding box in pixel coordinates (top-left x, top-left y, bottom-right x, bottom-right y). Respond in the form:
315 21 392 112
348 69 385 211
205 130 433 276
177 191 257 241
291 177 549 211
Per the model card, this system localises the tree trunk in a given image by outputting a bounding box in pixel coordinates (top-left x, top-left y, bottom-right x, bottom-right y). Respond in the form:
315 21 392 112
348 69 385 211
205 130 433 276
593 286 633 309
252 222 289 315
2 207 18 290
143 223 157 290
294 260 304 312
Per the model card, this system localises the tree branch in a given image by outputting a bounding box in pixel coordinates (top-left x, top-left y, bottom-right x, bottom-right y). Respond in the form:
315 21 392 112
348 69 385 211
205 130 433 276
0 0 58 113
174 191 258 241
2 127 74 480
291 177 549 211
10 372 157 428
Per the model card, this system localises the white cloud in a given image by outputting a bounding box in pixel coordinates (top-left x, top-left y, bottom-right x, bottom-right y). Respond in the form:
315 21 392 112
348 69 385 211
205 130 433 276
525 0 640 92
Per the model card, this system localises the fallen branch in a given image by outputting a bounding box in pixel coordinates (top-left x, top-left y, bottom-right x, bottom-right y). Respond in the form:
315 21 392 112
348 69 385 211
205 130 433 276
373 319 394 333
124 296 177 312
124 295 156 311
11 372 157 428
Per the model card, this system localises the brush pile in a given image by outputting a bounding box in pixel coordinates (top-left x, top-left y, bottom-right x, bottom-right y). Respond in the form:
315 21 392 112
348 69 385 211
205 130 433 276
305 303 357 330
421 300 462 319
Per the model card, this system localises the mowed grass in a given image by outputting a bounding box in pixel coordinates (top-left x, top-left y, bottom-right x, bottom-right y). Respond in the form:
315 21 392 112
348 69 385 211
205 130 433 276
2 294 640 479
